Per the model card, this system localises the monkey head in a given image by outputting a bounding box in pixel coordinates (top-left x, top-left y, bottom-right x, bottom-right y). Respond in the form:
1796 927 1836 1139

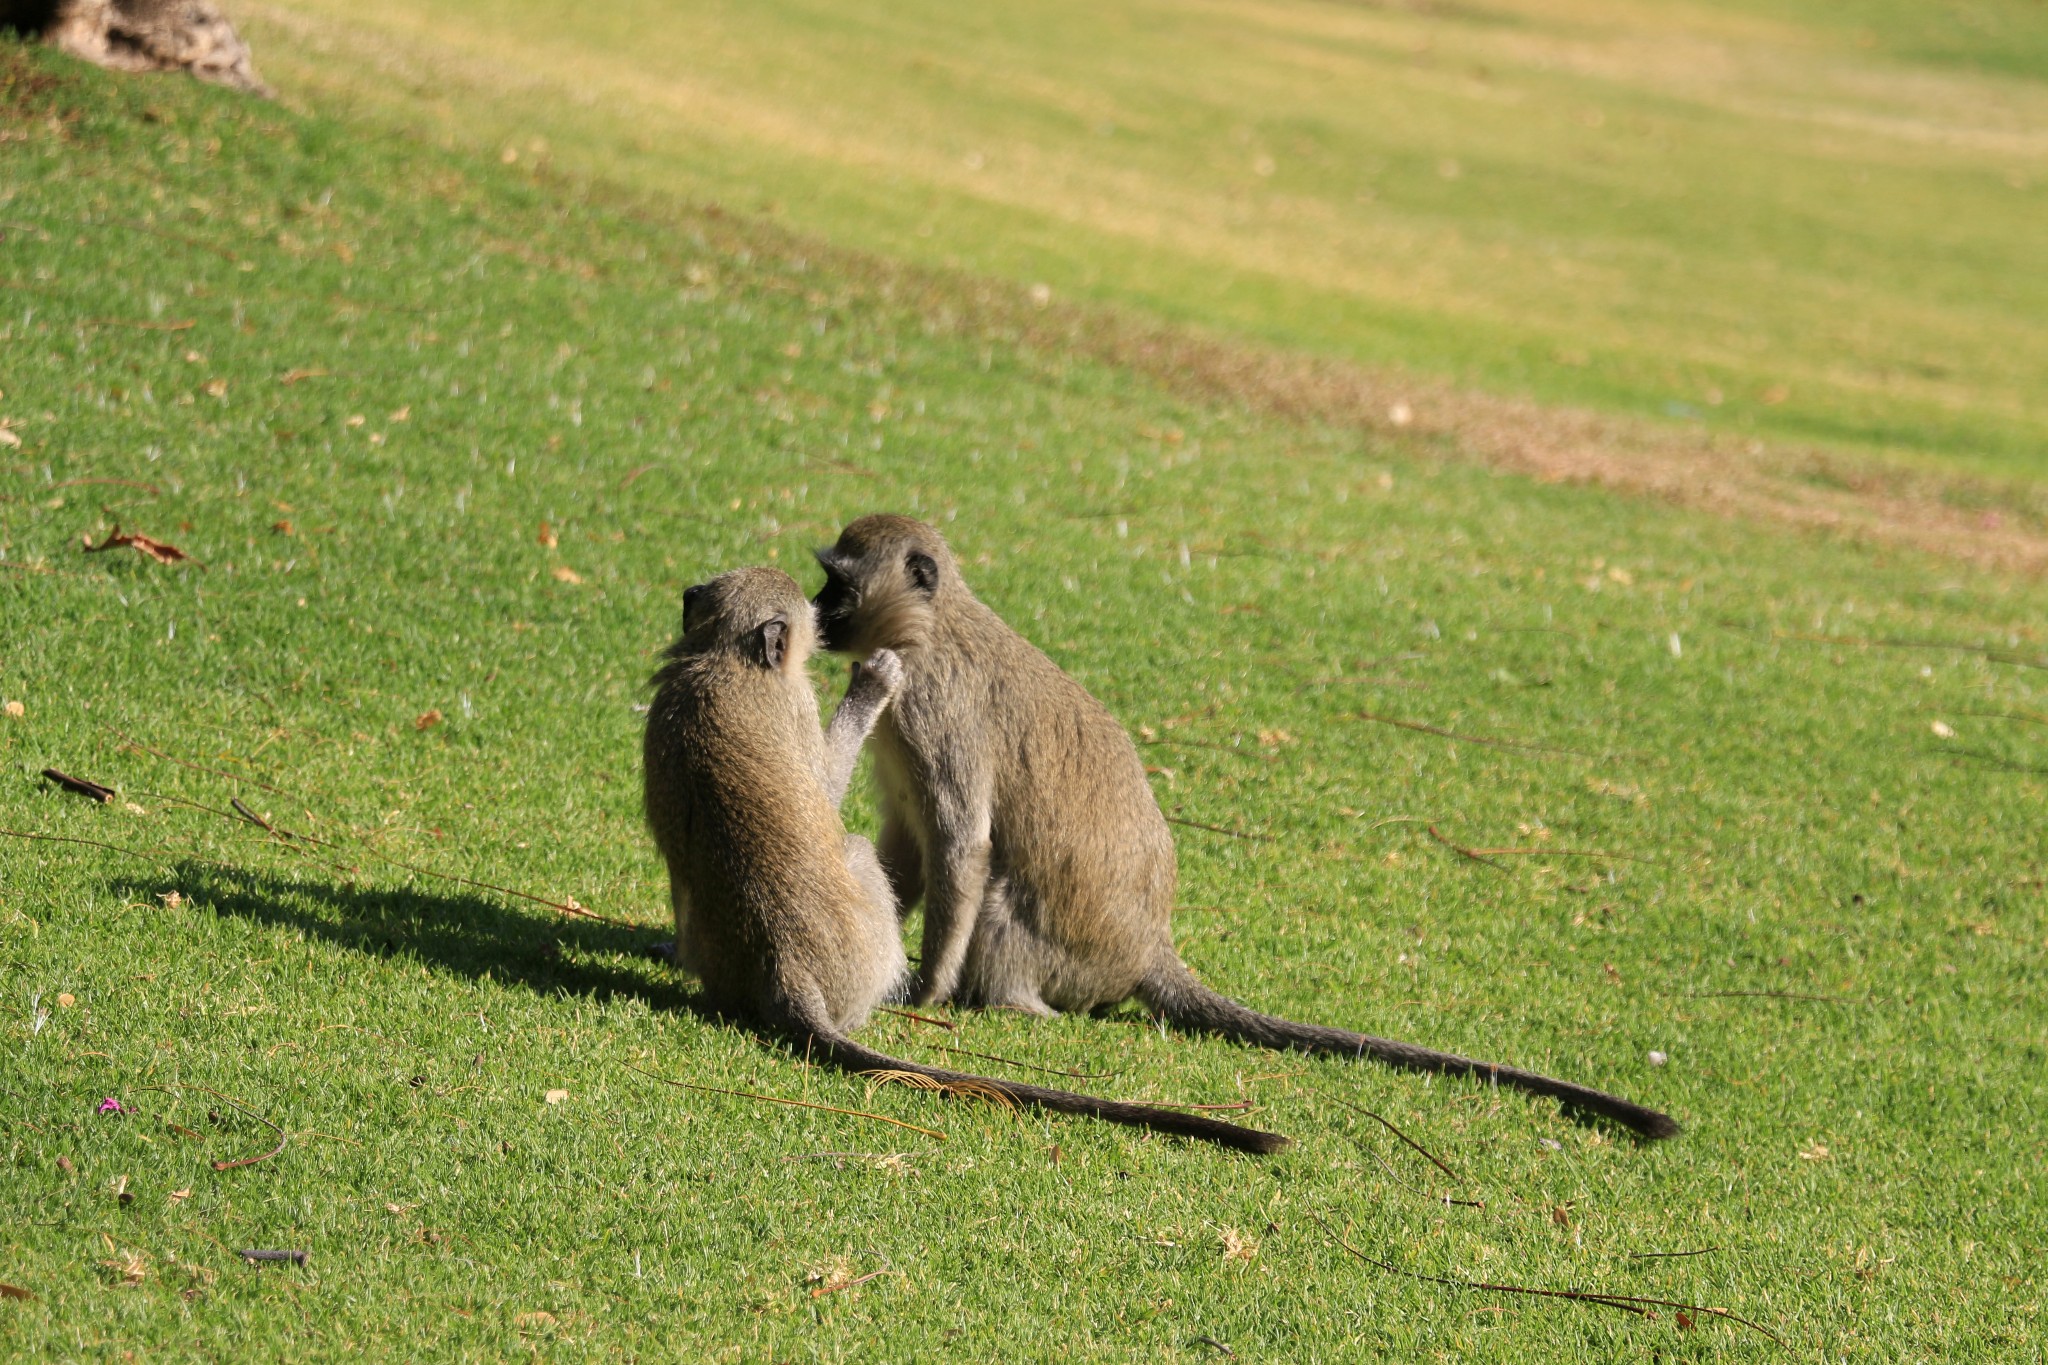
677 565 817 677
811 514 955 655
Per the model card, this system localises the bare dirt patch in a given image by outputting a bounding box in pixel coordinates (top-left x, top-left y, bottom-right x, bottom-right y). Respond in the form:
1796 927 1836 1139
692 199 2048 577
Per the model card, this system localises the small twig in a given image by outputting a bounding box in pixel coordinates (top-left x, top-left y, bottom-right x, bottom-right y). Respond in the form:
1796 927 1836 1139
877 1007 955 1031
1165 815 1273 843
811 1268 892 1298
133 1084 287 1171
622 1063 947 1141
0 826 253 876
1105 1097 1255 1113
79 317 196 332
1683 989 1843 1003
1452 843 1655 865
1190 1336 1236 1356
236 1249 308 1266
1629 1247 1722 1259
1311 1090 1459 1182
40 768 115 802
1426 825 1510 873
52 478 163 495
778 1151 908 1163
229 798 275 833
1311 1216 1783 1344
937 1045 1117 1080
1356 710 1594 758
108 726 295 797
618 463 658 489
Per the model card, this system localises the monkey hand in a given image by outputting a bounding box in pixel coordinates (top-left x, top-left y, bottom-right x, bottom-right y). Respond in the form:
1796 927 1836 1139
853 648 905 699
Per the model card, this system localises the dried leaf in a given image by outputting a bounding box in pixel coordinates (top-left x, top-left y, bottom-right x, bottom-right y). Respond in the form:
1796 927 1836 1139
3 700 22 718
0 427 19 448
537 521 558 549
1930 720 1956 739
168 1188 192 1204
81 525 193 565
1798 1139 1830 1161
56 993 74 1008
544 1088 569 1105
202 379 228 399
550 564 583 585
279 368 328 385
414 709 443 731
0 1284 33 1301
515 1311 557 1332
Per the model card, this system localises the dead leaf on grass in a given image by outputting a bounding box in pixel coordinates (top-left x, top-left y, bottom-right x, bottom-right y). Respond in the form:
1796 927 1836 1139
279 368 329 385
1798 1140 1831 1161
0 1283 33 1301
537 521 557 549
550 564 583 585
414 709 442 731
81 525 193 565
544 1088 569 1105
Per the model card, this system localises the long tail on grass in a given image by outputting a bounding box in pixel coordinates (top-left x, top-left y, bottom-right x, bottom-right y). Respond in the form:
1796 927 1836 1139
781 981 1290 1155
1137 960 1679 1140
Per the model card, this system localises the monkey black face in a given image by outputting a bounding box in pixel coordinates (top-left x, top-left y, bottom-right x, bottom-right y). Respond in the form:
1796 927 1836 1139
811 551 857 652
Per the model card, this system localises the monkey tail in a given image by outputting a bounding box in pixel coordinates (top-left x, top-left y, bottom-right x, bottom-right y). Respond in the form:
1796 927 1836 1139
778 983 1289 1155
1137 961 1680 1140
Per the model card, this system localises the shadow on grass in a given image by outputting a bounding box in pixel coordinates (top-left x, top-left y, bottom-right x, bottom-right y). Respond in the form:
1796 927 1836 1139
118 863 705 1019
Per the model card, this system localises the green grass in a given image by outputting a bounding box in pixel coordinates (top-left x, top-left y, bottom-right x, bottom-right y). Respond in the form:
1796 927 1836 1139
2 44 2045 1361
236 0 2048 483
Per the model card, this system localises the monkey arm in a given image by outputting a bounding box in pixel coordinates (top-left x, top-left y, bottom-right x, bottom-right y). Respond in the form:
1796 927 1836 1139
821 649 903 808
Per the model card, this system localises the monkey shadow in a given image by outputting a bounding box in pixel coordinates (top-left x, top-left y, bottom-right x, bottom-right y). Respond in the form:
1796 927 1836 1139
116 863 739 1031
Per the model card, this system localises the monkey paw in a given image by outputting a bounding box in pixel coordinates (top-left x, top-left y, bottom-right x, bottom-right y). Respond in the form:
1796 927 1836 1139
857 648 906 696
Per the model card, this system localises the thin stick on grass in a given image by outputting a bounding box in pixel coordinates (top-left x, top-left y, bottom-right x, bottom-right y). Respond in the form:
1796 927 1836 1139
937 1045 1117 1080
811 1268 893 1298
877 1007 956 1031
622 1063 947 1141
1165 815 1273 843
79 317 196 332
236 1249 309 1266
1310 1215 1783 1344
1629 1247 1722 1259
52 478 164 495
1356 710 1595 758
133 1084 287 1171
1311 1090 1459 1182
40 768 115 802
108 726 297 798
1426 825 1510 873
1683 989 1844 1003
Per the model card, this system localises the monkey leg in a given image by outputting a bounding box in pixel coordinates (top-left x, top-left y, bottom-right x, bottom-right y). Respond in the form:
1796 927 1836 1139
957 877 1054 1016
912 831 992 1006
877 816 925 920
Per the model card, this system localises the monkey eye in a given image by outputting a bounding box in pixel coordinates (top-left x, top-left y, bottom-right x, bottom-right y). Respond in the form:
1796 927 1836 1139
681 583 706 621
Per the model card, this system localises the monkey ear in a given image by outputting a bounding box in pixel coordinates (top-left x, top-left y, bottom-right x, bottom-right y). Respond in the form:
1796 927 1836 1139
756 617 789 670
906 550 939 595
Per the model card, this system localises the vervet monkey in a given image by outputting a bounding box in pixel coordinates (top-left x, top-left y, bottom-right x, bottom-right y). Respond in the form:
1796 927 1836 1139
811 517 1679 1140
641 566 1289 1155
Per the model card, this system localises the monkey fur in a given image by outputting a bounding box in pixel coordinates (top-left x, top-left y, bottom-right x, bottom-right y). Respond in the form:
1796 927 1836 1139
641 565 1288 1155
811 516 1679 1140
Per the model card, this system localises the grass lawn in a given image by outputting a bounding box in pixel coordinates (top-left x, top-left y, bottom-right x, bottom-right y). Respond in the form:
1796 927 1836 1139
236 0 2048 484
3 42 2045 1361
